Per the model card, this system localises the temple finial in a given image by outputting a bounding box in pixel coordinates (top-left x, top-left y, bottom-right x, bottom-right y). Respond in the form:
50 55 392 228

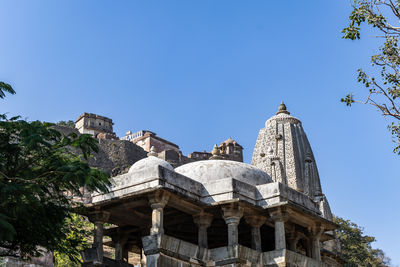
276 101 290 115
210 144 224 160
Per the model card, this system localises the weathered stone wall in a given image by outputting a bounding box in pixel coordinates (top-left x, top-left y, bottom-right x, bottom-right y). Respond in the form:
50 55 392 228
90 138 147 176
53 126 147 176
1 253 53 267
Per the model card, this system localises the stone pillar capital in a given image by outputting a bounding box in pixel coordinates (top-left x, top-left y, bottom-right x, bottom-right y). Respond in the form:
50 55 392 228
308 224 324 239
89 210 110 224
269 207 290 222
245 215 267 228
148 190 170 207
221 204 244 223
193 212 213 228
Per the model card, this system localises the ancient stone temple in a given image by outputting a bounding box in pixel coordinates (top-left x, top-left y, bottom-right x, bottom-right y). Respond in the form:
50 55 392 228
81 103 341 267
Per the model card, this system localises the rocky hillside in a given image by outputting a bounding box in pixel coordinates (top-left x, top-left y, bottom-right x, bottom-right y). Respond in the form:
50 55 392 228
52 125 147 176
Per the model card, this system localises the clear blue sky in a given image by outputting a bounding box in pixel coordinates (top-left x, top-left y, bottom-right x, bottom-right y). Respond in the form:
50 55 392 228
1 0 399 264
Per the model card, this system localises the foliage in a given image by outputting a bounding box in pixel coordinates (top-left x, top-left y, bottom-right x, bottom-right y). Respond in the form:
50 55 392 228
334 216 391 266
0 81 15 99
53 214 93 266
342 0 400 154
56 120 76 129
0 92 110 263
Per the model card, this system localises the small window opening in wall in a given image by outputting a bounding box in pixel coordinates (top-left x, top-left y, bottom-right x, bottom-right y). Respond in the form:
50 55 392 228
99 123 101 126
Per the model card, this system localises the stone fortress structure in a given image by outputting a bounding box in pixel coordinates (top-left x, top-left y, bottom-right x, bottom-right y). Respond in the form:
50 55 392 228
120 130 244 166
76 113 114 136
76 112 244 168
79 103 342 267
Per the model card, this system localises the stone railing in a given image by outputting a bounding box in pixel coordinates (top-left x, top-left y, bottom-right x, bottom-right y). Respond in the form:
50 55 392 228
142 234 330 267
263 249 330 267
81 247 134 267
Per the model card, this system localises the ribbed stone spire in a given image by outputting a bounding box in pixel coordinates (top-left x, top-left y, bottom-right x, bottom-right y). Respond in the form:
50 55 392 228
251 103 332 219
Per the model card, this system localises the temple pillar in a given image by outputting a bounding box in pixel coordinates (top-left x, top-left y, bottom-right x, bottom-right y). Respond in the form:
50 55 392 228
245 215 266 251
115 241 123 261
310 225 323 261
222 204 243 246
148 191 170 235
112 232 128 263
122 246 129 262
193 212 213 248
269 207 289 251
287 226 300 252
89 211 110 265
288 236 300 252
145 191 170 267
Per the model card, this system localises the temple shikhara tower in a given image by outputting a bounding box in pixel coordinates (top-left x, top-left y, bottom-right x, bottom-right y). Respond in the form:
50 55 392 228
80 103 341 267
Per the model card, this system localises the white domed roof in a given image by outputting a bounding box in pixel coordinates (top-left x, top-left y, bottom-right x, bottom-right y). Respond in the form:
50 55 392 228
175 160 272 186
129 156 173 173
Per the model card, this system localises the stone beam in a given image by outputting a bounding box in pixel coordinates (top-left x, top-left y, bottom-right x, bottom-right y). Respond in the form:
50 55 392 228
168 195 203 215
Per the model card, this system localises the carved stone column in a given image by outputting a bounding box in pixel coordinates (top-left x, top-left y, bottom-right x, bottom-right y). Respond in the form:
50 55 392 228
114 241 123 262
112 232 128 262
310 225 324 261
193 212 213 248
245 215 266 251
89 211 110 265
122 246 129 262
148 191 170 235
288 235 301 252
269 207 289 251
222 204 243 246
287 226 301 252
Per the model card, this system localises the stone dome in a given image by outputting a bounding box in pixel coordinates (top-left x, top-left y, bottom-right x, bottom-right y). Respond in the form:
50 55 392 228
128 156 174 174
174 160 272 186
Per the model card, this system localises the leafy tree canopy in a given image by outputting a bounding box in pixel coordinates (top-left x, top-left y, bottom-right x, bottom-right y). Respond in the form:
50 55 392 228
334 216 391 266
53 214 93 266
342 0 400 154
0 84 110 263
0 81 15 99
56 120 76 129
